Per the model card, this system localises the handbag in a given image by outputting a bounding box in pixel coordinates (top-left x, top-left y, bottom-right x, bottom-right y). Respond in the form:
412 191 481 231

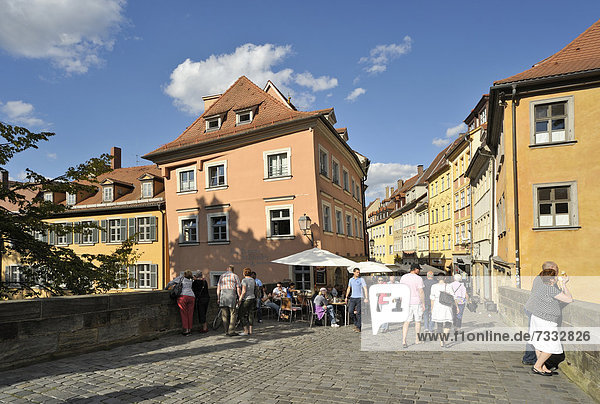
467 301 477 312
439 285 454 307
170 278 183 299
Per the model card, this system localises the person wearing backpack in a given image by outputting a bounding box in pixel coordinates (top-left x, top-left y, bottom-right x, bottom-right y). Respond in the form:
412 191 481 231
166 270 195 336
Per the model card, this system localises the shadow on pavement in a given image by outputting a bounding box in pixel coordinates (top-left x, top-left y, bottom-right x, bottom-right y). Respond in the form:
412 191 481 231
63 382 190 403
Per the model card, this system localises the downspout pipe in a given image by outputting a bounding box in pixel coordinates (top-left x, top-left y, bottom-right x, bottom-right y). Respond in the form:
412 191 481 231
361 178 369 260
511 85 521 289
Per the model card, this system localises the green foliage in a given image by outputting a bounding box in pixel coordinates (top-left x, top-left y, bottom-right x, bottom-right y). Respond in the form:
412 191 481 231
0 123 140 298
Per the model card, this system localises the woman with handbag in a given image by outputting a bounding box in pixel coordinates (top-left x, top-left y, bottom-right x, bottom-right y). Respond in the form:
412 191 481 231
430 274 457 347
450 274 469 329
192 271 210 334
166 270 195 336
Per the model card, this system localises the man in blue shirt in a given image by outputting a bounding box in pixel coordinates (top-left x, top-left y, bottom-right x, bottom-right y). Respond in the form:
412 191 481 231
345 268 368 332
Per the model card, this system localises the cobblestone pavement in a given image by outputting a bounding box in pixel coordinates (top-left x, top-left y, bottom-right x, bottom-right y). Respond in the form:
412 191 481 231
0 312 594 404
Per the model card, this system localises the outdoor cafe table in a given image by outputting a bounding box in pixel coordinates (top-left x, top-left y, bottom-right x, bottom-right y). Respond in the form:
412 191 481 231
331 301 348 326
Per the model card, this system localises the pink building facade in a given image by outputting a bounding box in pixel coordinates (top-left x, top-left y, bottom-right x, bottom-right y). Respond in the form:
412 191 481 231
144 76 368 287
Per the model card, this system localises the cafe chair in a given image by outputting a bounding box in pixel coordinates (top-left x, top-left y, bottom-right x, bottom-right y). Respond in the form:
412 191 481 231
278 297 301 322
309 303 328 328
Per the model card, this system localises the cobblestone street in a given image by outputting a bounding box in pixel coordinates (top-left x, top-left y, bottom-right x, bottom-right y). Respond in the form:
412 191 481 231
0 309 594 404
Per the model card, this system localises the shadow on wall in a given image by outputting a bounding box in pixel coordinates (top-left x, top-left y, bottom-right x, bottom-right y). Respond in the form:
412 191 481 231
168 194 313 282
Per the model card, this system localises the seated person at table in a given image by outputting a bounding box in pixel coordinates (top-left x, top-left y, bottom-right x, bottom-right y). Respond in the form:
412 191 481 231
272 283 287 301
260 293 281 316
286 282 298 298
314 288 339 327
327 285 338 297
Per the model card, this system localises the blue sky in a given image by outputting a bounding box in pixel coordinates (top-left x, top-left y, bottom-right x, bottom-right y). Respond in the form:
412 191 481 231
1 0 598 201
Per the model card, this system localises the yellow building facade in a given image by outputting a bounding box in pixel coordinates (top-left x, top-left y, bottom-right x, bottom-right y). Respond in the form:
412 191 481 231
427 160 453 270
487 22 600 303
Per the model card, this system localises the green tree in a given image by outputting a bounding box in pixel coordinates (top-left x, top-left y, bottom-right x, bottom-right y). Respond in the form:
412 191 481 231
0 123 139 298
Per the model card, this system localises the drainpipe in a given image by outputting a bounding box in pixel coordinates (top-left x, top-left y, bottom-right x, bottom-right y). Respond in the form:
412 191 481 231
158 202 167 287
361 178 369 260
511 85 521 289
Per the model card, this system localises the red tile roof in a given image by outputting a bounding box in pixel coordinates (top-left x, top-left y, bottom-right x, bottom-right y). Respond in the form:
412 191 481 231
496 19 600 84
145 76 322 156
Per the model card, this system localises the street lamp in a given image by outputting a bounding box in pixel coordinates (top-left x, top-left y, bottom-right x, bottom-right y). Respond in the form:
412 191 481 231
298 213 314 247
369 238 375 261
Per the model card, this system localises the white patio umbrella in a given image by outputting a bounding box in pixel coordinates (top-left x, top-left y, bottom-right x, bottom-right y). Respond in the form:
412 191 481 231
272 247 357 267
347 261 392 274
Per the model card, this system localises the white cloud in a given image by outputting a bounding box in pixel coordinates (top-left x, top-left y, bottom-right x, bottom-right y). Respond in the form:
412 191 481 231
359 36 412 75
9 170 28 182
345 88 366 102
294 72 338 92
46 152 57 160
292 92 316 110
0 0 126 74
164 43 338 114
0 100 46 127
432 122 467 147
353 76 361 85
365 162 417 200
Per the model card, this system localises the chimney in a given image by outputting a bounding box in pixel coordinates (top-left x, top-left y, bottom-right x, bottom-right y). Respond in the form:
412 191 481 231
0 169 8 187
202 94 221 112
397 179 404 190
110 147 121 170
385 186 390 199
417 164 423 176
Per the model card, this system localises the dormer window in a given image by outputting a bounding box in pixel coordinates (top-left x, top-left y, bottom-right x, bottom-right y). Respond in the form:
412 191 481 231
43 192 53 202
235 108 254 125
205 116 222 132
141 181 153 198
103 186 114 202
66 192 76 206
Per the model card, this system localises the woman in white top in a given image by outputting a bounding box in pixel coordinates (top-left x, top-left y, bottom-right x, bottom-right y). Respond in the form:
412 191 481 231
429 274 458 347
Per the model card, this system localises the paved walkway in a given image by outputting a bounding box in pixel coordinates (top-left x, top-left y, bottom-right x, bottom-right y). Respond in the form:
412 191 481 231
0 310 594 404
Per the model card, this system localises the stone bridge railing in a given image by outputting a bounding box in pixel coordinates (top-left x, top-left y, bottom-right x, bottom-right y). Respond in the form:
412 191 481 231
0 289 219 371
498 286 600 401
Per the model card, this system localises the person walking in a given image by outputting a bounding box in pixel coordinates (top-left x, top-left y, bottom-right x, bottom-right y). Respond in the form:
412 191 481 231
430 274 456 347
450 273 468 329
216 265 241 337
423 271 436 332
192 271 209 333
345 268 368 332
400 263 425 347
525 261 573 376
238 267 257 336
166 270 195 336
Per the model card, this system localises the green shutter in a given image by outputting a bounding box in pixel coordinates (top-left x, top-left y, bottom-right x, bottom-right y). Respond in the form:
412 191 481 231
128 266 136 289
150 216 157 242
128 218 136 242
150 264 158 288
100 220 107 243
74 222 80 244
42 230 48 244
120 219 127 242
66 222 73 245
92 221 99 244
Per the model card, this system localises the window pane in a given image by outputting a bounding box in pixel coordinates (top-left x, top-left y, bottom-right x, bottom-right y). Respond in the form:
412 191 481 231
535 105 548 119
551 103 565 116
551 119 565 130
539 215 553 226
555 214 570 226
554 187 569 200
539 203 552 215
535 121 548 133
555 202 569 214
538 188 551 201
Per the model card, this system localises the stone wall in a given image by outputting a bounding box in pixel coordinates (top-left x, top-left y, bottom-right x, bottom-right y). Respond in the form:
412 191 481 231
498 286 600 401
0 289 219 371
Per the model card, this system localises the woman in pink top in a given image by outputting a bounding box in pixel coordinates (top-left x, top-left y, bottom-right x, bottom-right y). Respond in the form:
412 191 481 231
450 274 469 329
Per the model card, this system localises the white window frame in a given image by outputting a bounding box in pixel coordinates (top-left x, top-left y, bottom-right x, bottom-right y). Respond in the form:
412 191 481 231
206 212 229 243
178 215 199 244
66 192 76 206
205 160 228 191
137 216 154 243
43 192 53 202
532 181 579 229
342 167 350 192
318 145 329 178
81 220 95 245
529 95 575 146
205 115 222 132
136 263 154 289
103 186 113 202
176 165 197 194
108 218 124 243
55 222 69 246
265 204 294 239
141 181 153 199
331 156 340 186
235 108 254 126
263 148 291 180
346 213 353 237
322 201 332 233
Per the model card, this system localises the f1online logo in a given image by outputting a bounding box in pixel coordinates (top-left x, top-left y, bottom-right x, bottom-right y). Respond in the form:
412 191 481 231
369 283 411 335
